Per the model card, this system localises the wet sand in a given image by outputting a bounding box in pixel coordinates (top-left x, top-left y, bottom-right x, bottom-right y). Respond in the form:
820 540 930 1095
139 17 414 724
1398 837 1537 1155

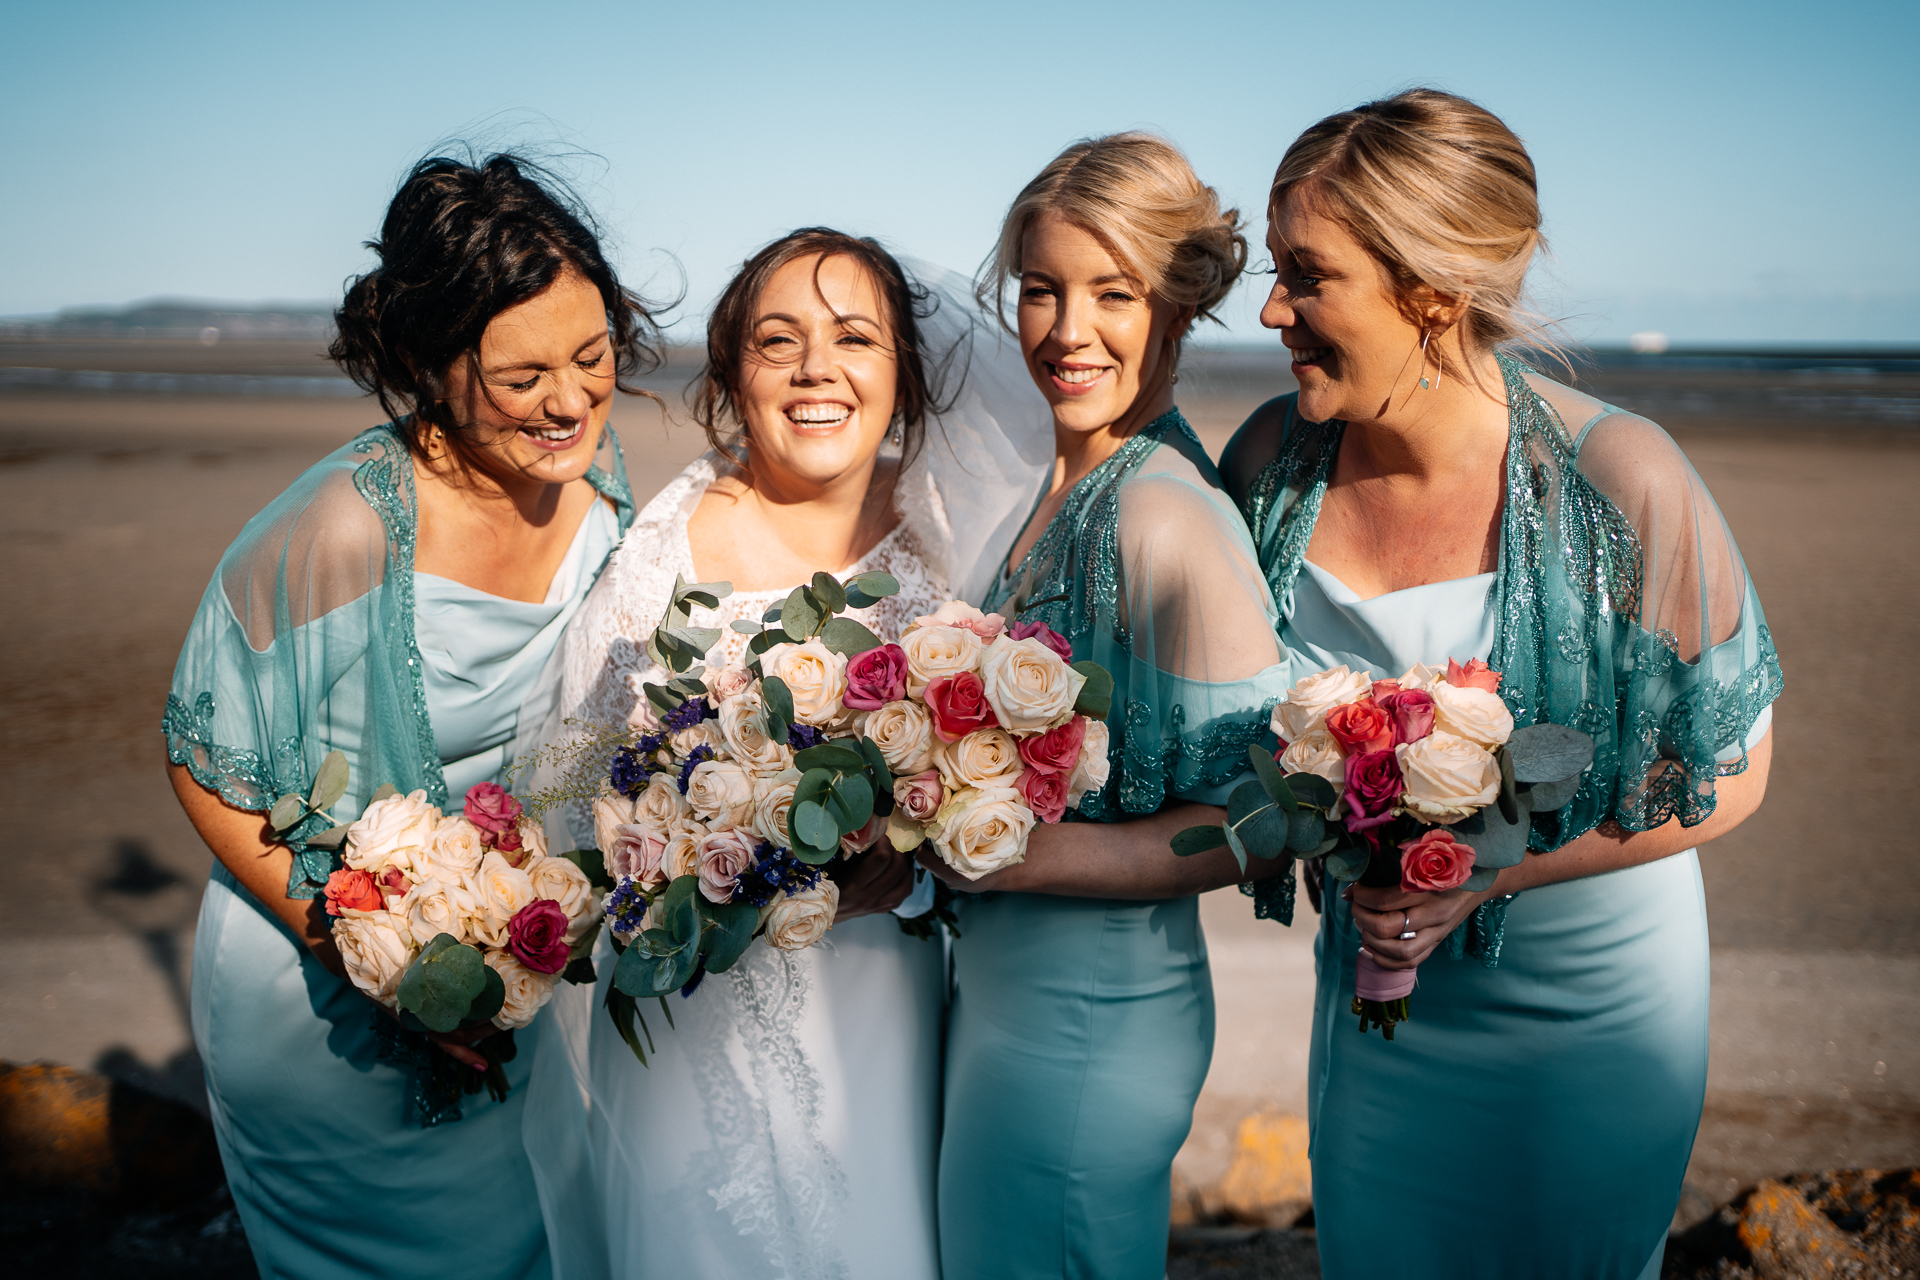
0 340 1915 1240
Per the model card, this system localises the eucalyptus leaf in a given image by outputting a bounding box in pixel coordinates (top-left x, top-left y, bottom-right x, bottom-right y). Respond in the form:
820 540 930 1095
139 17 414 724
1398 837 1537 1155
468 964 507 1025
1235 804 1291 862
562 956 597 985
1221 821 1249 875
793 800 838 851
395 933 488 1034
761 604 786 625
1171 824 1230 856
789 838 840 866
642 682 677 715
795 743 866 773
698 900 761 974
310 750 349 811
679 579 733 605
1284 772 1338 810
828 773 875 832
762 677 795 744
665 880 702 945
1462 866 1500 893
1453 810 1488 836
1497 746 1520 825
1249 746 1296 812
810 571 847 615
818 616 883 657
857 736 894 797
749 628 792 655
656 936 700 995
305 823 351 850
846 569 899 601
793 767 832 811
1325 847 1370 882
1226 778 1271 827
781 587 821 640
1466 793 1532 869
1286 808 1326 853
605 988 648 1065
612 943 661 999
1522 774 1581 813
369 783 400 803
1505 722 1596 784
1071 661 1113 720
730 619 763 634
268 794 305 833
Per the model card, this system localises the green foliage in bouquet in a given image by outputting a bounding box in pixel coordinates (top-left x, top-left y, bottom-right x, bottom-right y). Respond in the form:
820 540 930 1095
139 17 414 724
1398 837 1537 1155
265 747 355 849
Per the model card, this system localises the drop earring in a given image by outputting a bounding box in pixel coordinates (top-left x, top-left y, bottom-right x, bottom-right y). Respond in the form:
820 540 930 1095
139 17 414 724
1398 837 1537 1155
1418 328 1444 392
891 420 903 447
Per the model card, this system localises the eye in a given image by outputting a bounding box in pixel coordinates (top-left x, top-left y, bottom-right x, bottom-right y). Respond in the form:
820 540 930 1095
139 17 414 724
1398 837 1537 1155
577 349 607 371
836 331 874 347
1020 284 1056 302
1099 289 1136 304
506 374 540 393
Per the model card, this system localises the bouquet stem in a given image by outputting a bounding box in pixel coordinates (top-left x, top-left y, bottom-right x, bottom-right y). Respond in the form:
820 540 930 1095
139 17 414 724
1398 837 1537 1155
1353 949 1417 1040
1352 995 1411 1039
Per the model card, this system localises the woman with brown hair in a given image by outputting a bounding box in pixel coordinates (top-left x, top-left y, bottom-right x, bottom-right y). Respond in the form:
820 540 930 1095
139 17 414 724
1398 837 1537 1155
165 152 659 1278
1220 88 1781 1278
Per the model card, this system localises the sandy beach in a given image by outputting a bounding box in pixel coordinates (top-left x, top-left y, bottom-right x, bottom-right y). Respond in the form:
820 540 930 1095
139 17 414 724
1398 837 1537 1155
1 337 1915 1269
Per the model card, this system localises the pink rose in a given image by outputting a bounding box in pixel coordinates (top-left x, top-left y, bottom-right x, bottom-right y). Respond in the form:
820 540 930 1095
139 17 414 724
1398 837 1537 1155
843 643 909 710
1326 699 1393 756
1342 750 1404 832
1445 658 1502 694
915 601 1007 641
1017 766 1069 824
507 898 572 974
1017 714 1088 776
1377 689 1436 747
323 868 382 917
894 770 944 822
376 867 410 902
840 813 885 857
1370 678 1404 699
1008 620 1072 663
464 783 525 852
1399 827 1477 893
924 672 997 743
696 827 759 904
610 823 670 890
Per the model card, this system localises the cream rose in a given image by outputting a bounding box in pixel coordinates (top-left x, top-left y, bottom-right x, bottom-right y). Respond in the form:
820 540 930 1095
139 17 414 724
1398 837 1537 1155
485 951 554 1030
751 771 800 847
1066 719 1112 807
706 662 754 703
1271 665 1373 743
1279 727 1348 791
662 825 702 881
1396 662 1446 692
760 881 840 950
900 624 984 696
978 635 1085 733
344 789 440 875
913 600 1006 641
631 771 691 828
669 720 724 760
1396 731 1501 824
719 690 795 776
685 760 756 827
403 876 475 948
762 639 849 726
1428 682 1514 749
528 854 599 939
466 850 535 948
935 728 1025 791
517 821 547 862
424 814 486 879
932 785 1035 880
592 792 638 857
861 699 936 775
333 913 413 1005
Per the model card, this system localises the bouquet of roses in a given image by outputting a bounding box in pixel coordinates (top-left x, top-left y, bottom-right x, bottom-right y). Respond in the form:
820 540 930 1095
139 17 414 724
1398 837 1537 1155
267 759 602 1101
1172 658 1592 1039
552 571 1113 1064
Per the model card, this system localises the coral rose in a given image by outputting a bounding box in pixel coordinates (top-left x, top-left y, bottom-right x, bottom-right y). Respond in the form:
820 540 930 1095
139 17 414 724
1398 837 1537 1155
1018 766 1070 824
1399 827 1478 893
843 644 910 710
323 868 382 917
925 671 997 743
1018 714 1088 776
1445 657 1502 694
1326 699 1393 755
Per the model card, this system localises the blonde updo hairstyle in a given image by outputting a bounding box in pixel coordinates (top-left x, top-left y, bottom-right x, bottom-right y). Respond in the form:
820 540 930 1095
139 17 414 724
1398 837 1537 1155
1272 88 1547 356
978 132 1247 357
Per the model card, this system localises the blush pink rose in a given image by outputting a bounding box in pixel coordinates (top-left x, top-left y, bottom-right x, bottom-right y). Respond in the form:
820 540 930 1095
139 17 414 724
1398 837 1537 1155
1370 678 1404 699
376 867 410 902
894 770 943 822
1017 714 1088 776
1018 766 1070 824
610 823 670 889
323 868 382 917
843 643 909 710
696 827 759 904
507 898 572 974
1008 620 1073 663
1445 658 1502 694
1377 688 1436 747
1326 699 1393 756
924 671 997 743
464 783 525 852
840 813 885 857
1399 827 1477 893
1342 750 1404 832
915 601 1007 641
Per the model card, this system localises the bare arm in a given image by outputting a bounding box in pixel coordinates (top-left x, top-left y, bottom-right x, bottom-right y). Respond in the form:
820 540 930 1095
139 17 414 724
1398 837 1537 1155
1353 731 1772 968
915 802 1289 899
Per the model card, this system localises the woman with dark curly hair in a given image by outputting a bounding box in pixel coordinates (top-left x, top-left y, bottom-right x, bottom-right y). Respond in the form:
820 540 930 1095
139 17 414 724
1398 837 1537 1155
164 152 661 1279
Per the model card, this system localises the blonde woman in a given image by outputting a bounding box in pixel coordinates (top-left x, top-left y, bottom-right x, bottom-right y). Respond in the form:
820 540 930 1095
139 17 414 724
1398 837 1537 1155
1220 89 1780 1279
916 134 1292 1280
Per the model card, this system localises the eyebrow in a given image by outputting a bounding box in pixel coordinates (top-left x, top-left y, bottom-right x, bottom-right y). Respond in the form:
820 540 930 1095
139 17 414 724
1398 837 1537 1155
754 311 882 328
486 332 609 374
1018 270 1142 288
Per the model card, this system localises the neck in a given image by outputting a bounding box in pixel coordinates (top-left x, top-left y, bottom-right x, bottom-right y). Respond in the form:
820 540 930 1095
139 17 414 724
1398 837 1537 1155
1050 375 1176 497
1339 343 1509 484
417 448 571 528
740 452 891 571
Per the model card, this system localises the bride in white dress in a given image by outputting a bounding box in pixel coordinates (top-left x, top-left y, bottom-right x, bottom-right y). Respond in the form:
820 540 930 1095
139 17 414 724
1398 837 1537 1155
520 231 1050 1280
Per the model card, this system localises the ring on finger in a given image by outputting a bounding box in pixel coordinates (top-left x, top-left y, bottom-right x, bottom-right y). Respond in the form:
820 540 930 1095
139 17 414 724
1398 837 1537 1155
1397 910 1417 941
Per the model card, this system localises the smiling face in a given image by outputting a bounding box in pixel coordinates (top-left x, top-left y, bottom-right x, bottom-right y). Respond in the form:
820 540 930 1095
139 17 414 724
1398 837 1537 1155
736 252 900 489
1260 188 1435 425
1016 212 1190 438
439 268 614 487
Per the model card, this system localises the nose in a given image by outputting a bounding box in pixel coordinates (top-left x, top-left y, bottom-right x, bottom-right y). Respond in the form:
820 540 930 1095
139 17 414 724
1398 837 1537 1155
796 332 838 385
1259 280 1296 331
1051 292 1091 351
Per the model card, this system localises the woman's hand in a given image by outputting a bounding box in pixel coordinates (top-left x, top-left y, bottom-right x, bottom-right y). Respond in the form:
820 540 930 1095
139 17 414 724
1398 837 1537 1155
832 843 915 922
1347 881 1497 970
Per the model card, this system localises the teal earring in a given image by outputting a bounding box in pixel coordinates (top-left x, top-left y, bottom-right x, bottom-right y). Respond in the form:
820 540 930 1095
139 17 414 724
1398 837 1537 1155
1418 329 1440 391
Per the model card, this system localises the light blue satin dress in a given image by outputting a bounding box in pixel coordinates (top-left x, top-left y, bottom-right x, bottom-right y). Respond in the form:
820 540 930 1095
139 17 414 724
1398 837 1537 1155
1289 561 1769 1280
189 500 617 1280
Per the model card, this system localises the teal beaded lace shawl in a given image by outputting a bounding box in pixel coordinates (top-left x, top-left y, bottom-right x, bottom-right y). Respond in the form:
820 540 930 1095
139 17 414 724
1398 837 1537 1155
165 421 635 898
1223 356 1782 914
983 409 1291 822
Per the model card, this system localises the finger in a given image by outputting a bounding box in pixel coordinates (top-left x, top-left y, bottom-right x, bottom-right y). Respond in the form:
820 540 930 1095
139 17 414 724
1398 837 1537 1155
1350 886 1430 912
436 1041 488 1070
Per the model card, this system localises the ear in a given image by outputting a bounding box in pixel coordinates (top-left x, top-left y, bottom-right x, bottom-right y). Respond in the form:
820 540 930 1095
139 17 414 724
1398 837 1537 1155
1396 283 1469 336
1169 304 1197 344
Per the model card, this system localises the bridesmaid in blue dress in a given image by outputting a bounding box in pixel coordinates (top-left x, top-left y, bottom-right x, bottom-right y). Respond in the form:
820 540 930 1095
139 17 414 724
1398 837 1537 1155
1218 90 1782 1279
164 154 656 1279
917 134 1292 1280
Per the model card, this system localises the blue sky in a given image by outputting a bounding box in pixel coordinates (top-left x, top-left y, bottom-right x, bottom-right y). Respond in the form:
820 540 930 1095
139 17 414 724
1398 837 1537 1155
2 0 1914 345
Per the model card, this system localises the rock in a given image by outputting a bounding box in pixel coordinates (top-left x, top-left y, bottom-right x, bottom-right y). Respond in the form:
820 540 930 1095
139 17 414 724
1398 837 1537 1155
1664 1168 1920 1279
1194 1111 1313 1229
0 1061 223 1209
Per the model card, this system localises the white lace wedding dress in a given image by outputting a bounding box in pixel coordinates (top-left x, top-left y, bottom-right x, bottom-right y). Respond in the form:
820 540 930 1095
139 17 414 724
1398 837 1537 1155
525 451 955 1280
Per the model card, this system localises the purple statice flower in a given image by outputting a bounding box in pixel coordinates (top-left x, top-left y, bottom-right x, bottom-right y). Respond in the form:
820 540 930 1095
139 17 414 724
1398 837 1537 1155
786 723 825 751
604 880 649 937
733 840 825 909
675 743 716 795
663 696 712 734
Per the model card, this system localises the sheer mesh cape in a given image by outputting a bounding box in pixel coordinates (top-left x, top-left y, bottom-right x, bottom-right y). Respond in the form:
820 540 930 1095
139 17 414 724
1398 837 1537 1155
164 421 634 897
985 410 1291 819
1221 355 1782 847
